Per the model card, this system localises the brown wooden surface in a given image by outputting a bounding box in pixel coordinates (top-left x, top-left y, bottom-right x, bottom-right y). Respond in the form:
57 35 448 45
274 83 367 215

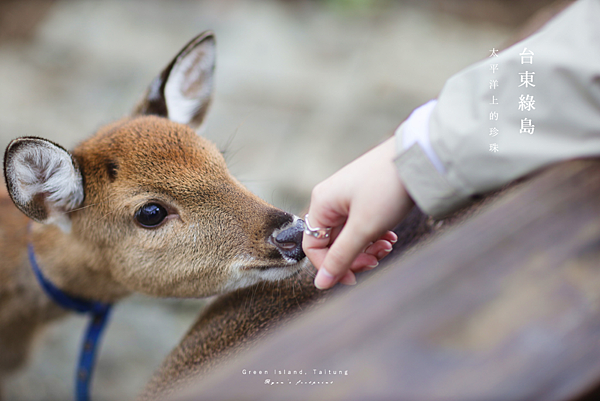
168 159 600 401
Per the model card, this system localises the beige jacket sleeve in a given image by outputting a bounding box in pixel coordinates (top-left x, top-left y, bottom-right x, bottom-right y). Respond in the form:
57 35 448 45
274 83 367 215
394 0 600 218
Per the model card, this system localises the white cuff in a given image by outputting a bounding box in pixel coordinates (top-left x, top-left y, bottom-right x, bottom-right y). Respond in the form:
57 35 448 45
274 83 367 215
396 100 445 174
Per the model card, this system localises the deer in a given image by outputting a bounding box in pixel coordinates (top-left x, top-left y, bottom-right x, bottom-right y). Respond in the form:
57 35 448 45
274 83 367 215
0 31 310 400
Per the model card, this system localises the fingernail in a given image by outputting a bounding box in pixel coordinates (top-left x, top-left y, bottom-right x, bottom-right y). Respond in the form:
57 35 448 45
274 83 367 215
367 262 379 269
390 238 397 244
376 248 393 260
315 268 335 290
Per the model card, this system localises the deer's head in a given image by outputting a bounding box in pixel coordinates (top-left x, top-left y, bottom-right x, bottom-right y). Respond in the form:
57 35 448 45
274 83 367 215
4 32 307 298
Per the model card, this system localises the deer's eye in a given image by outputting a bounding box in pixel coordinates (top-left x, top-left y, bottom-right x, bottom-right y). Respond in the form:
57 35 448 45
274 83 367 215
135 203 168 228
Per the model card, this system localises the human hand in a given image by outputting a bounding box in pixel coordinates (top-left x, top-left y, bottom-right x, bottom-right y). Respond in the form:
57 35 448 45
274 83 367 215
302 136 414 290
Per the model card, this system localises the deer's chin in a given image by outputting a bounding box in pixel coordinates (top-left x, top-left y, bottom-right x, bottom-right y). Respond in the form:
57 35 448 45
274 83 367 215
255 258 308 282
221 258 308 293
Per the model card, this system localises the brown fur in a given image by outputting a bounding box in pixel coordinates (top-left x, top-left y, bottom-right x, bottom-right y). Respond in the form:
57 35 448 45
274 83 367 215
68 116 298 298
0 31 307 395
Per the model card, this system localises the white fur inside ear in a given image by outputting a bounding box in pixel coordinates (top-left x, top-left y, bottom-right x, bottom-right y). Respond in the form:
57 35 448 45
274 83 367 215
7 139 84 229
164 40 215 128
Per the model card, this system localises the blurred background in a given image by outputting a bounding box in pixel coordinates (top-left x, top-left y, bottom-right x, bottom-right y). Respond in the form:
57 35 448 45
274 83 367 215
0 0 556 399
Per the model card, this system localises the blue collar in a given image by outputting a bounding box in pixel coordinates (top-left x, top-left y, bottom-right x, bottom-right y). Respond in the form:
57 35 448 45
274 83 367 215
28 239 113 401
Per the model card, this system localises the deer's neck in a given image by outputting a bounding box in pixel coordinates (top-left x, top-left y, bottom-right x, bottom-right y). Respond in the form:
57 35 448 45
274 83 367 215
29 222 130 304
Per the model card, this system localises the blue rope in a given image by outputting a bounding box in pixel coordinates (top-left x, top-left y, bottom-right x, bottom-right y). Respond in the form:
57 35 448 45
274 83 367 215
28 240 113 401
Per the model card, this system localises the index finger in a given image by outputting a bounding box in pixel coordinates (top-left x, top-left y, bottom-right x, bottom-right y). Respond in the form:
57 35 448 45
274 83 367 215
314 216 378 289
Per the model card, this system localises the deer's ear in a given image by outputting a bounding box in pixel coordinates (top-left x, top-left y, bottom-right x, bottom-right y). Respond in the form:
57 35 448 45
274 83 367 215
133 31 216 131
4 137 84 232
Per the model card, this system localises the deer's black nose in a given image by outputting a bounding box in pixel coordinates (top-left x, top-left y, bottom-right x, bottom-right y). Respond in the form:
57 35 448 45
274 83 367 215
273 219 306 262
